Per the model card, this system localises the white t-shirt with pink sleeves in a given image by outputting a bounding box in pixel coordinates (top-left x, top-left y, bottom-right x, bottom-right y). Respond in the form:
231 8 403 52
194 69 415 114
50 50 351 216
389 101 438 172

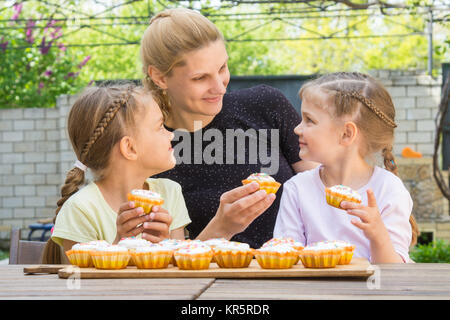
273 165 413 263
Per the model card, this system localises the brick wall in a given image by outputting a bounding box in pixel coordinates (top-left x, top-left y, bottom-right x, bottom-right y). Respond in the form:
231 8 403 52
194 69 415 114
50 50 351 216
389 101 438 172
0 70 446 244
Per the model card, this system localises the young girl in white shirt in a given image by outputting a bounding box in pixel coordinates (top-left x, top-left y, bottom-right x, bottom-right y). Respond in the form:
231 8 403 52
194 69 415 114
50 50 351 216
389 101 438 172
273 72 419 263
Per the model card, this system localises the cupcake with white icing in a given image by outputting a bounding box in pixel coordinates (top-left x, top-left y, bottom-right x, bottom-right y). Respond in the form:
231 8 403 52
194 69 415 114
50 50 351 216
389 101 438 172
173 243 213 270
262 237 305 264
118 237 152 266
127 189 164 214
254 244 299 269
325 185 362 209
242 173 281 194
298 242 344 268
65 242 100 268
213 241 254 268
130 244 174 269
90 245 131 269
311 240 356 265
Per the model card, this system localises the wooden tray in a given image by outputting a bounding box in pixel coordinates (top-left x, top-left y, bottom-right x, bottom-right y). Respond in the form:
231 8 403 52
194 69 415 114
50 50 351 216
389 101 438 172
58 258 374 279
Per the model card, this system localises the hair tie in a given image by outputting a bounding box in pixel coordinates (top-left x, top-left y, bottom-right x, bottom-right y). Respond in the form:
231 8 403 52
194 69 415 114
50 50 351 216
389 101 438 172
74 160 87 172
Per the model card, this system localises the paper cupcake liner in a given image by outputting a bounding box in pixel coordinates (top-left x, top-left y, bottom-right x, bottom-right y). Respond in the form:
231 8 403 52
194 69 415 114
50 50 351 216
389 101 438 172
65 250 93 268
131 251 173 269
127 194 164 214
338 250 355 265
90 252 130 269
242 180 281 194
213 250 254 268
254 252 298 269
174 252 213 270
325 189 361 209
299 248 343 268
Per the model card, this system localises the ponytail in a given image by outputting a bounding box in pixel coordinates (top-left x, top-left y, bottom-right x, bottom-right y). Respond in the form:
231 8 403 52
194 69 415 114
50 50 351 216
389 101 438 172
42 85 138 264
382 146 419 247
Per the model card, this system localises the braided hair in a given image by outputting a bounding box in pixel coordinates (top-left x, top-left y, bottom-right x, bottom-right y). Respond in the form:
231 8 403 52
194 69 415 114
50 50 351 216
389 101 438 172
299 72 418 246
42 84 140 263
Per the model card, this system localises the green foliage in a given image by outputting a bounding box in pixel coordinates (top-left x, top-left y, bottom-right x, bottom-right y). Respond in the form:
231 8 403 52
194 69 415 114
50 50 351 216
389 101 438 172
410 240 450 263
0 2 89 108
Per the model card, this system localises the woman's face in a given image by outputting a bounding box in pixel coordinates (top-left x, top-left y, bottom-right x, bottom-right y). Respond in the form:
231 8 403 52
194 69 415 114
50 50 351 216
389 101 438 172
164 40 230 123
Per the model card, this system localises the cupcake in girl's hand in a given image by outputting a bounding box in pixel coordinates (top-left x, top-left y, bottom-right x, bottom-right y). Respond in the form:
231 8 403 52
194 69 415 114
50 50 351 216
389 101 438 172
174 243 213 270
90 245 131 269
213 241 254 268
130 244 174 269
298 242 344 268
325 185 361 209
242 173 281 194
254 244 299 269
127 189 164 214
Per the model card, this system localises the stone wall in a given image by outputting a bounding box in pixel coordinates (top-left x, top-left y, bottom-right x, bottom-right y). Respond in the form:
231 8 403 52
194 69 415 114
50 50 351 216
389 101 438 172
0 69 448 244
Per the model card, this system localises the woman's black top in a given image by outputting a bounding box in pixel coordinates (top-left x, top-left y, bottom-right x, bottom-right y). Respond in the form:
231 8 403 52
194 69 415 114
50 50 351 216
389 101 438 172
154 85 302 248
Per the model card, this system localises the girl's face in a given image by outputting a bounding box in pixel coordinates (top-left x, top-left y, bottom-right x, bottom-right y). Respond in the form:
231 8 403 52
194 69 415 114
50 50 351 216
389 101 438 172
294 90 343 164
164 40 230 122
134 93 175 175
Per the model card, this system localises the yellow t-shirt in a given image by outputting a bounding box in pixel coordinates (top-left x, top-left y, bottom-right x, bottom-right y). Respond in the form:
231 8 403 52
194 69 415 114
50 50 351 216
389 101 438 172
52 178 191 247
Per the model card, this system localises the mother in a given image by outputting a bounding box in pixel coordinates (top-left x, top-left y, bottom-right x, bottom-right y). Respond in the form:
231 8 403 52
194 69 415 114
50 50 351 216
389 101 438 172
141 8 316 248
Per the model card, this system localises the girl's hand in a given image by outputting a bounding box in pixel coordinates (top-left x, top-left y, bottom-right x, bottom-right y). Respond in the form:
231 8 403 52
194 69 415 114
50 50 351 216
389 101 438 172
114 201 150 243
142 205 173 243
340 189 388 242
197 182 276 240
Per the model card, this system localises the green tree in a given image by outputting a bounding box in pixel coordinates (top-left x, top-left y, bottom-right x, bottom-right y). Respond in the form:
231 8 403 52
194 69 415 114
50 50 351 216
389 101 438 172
0 2 91 108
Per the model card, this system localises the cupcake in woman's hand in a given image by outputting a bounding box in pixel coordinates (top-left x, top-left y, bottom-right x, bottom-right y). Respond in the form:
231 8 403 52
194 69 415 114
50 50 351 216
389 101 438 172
90 245 131 269
325 185 361 209
127 189 164 214
242 173 281 194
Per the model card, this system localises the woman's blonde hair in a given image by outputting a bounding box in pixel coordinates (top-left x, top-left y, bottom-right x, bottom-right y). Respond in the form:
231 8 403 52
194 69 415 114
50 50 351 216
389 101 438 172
140 8 224 117
42 84 147 263
299 72 419 246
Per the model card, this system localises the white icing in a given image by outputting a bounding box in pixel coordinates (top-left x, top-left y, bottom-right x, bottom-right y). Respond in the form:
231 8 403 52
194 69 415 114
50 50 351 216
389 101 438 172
328 185 361 201
246 173 275 182
118 238 151 249
71 243 97 251
257 244 296 253
134 245 173 253
203 238 230 247
93 245 128 253
304 243 341 251
214 242 250 251
175 245 212 255
263 237 304 248
130 189 163 200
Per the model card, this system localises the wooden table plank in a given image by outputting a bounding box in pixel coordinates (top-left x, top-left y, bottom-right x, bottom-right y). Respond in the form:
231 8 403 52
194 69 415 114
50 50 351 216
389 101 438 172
197 263 450 300
0 265 214 300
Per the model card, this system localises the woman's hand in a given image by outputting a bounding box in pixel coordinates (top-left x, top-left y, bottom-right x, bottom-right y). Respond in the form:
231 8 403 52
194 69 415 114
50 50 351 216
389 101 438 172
114 202 172 244
197 182 276 240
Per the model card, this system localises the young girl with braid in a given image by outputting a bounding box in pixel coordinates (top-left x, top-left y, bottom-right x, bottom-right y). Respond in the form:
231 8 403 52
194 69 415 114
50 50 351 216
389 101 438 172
274 72 419 263
42 84 191 263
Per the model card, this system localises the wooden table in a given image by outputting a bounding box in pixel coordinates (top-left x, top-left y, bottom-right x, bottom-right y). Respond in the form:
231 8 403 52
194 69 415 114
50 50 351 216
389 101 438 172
1 263 449 300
